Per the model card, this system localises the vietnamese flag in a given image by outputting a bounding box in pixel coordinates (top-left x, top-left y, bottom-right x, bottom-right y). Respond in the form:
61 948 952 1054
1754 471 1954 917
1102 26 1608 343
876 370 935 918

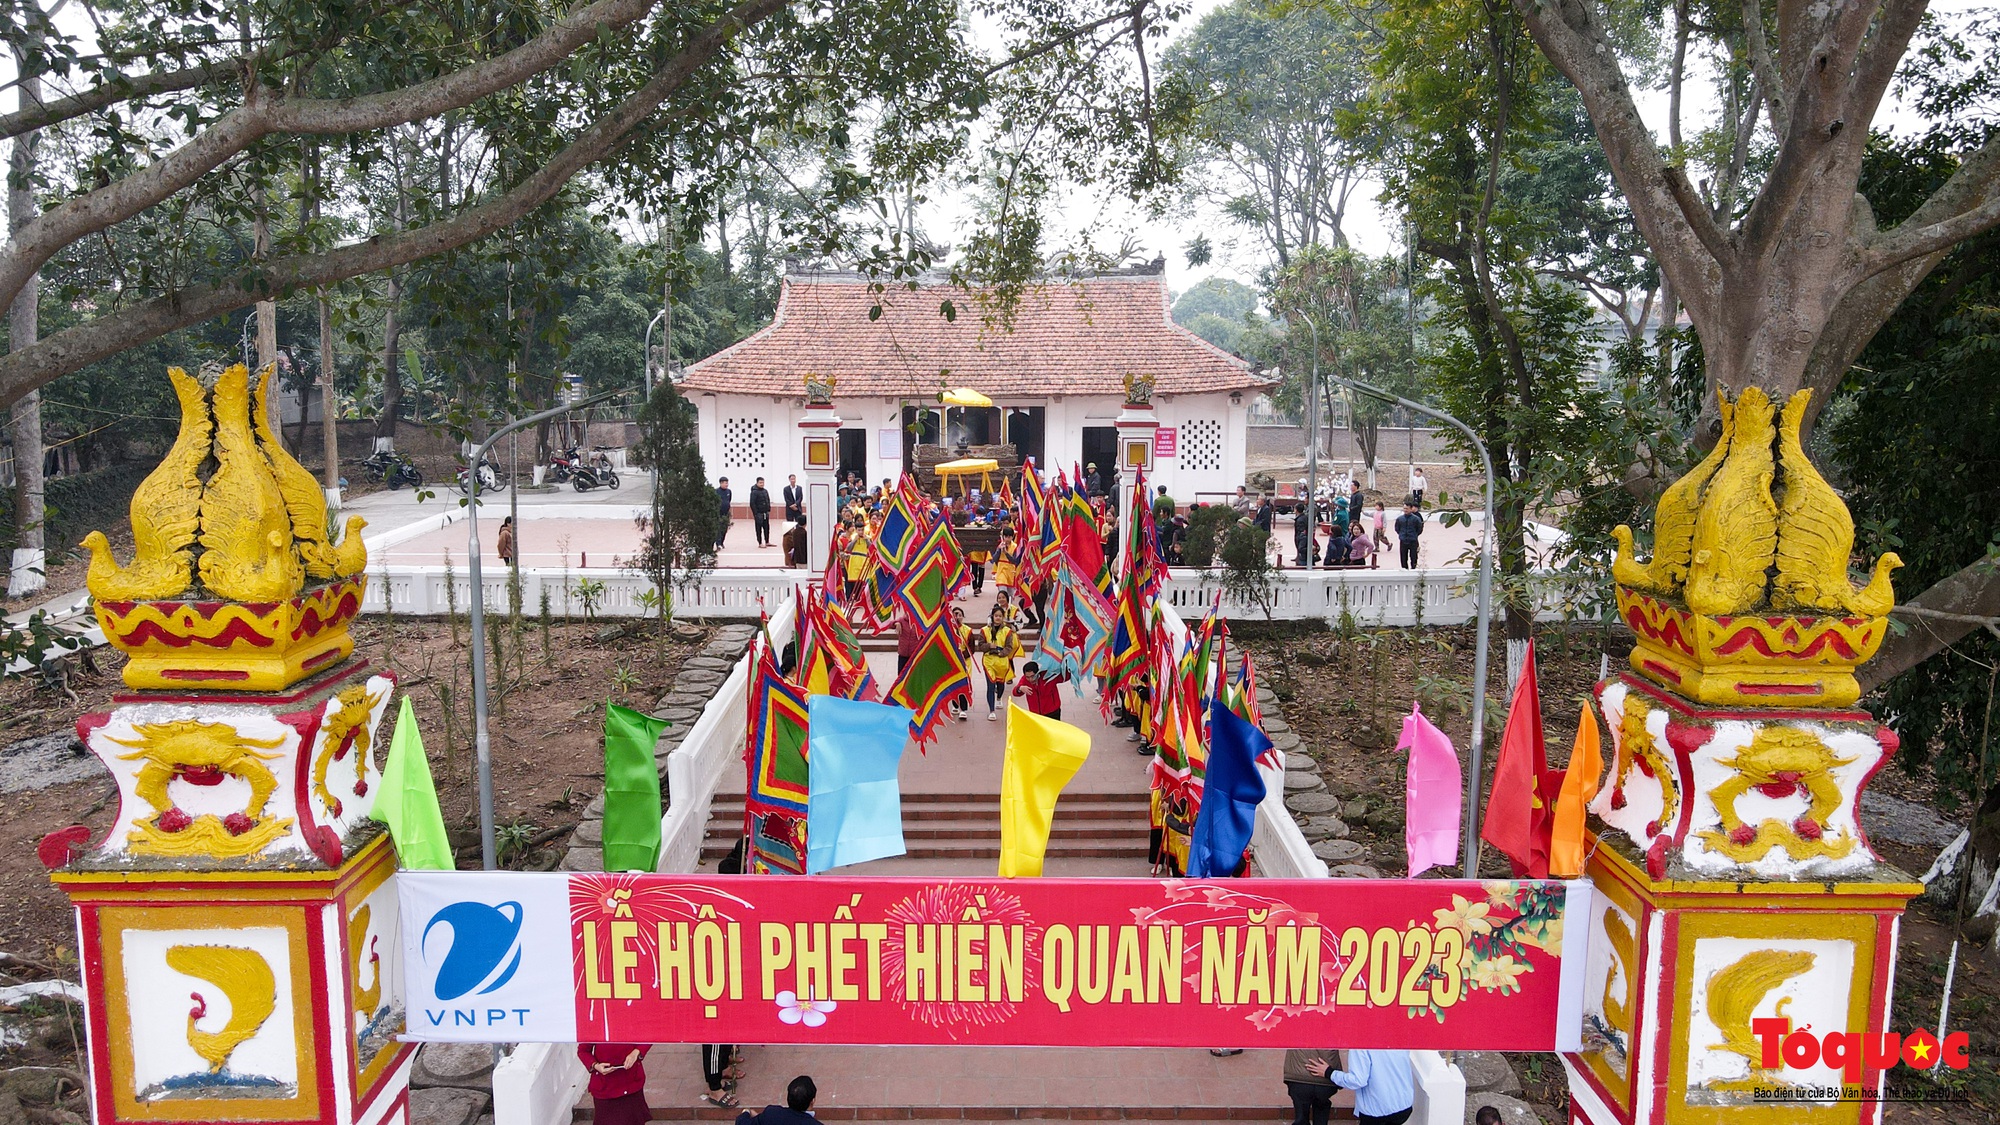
1480 641 1551 878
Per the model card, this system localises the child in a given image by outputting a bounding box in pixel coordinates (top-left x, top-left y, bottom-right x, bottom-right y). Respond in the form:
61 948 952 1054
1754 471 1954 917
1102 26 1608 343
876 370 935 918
1013 657 1072 721
979 606 1022 721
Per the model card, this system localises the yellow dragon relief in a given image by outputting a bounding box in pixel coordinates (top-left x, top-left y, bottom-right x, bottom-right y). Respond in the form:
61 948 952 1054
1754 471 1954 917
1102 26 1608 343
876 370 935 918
164 944 278 1074
1698 727 1857 864
81 366 211 602
313 684 385 817
109 719 294 859
1702 948 1817 1091
197 363 304 604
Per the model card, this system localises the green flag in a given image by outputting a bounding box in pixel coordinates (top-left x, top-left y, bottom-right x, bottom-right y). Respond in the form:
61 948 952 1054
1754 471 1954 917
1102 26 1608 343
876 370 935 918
603 703 670 872
372 696 454 870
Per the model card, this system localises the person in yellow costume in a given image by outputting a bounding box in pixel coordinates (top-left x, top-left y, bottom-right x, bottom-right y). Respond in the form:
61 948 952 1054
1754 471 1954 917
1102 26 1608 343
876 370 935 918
978 605 1022 722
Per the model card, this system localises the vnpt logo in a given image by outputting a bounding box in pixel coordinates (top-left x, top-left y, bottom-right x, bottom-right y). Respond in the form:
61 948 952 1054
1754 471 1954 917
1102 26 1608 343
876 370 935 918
423 900 525 1001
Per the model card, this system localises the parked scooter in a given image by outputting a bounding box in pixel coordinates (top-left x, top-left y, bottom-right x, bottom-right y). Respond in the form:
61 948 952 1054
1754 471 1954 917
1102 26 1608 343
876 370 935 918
360 449 423 490
569 450 621 492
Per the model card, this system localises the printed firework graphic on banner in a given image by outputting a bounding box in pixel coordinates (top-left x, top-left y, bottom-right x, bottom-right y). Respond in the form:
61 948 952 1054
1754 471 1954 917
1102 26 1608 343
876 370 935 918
887 619 971 745
745 641 810 875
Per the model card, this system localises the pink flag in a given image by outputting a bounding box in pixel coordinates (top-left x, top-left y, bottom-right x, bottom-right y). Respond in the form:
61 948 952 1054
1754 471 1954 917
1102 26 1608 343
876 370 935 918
1398 704 1462 877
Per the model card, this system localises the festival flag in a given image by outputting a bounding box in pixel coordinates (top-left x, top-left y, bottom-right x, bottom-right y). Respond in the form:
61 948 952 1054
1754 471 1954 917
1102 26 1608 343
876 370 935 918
1186 697 1271 878
1481 641 1551 878
805 695 913 873
998 704 1093 877
373 697 454 870
601 703 669 873
1398 704 1462 877
1548 709 1603 878
745 641 812 874
871 482 923 575
887 618 972 744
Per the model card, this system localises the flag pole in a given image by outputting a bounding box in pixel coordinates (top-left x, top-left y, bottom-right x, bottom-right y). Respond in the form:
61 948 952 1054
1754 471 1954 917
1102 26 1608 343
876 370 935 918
1320 375 1496 879
465 384 634 869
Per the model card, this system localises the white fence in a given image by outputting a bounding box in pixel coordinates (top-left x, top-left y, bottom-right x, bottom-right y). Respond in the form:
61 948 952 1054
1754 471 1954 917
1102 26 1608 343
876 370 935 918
657 598 795 874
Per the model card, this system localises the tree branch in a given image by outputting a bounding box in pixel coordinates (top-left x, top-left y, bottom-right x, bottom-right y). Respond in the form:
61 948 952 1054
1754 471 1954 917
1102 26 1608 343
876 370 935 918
1860 554 2000 693
0 0 784 413
0 0 665 319
1509 0 1723 328
0 57 237 141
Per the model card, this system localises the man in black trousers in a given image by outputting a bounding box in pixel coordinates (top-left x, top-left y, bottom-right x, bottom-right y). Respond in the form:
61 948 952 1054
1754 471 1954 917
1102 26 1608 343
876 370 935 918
782 474 804 524
749 477 773 547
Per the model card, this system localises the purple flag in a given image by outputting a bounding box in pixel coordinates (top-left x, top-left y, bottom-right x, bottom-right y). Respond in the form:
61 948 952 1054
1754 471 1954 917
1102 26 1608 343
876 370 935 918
1398 704 1462 877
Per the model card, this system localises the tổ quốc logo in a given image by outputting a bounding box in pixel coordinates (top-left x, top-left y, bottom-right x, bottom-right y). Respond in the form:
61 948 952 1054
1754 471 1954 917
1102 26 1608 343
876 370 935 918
1753 1019 1970 1086
401 873 578 1042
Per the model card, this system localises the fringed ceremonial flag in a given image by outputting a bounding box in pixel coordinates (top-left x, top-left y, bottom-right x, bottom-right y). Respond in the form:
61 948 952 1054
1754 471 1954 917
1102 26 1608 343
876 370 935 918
744 641 811 875
887 618 972 746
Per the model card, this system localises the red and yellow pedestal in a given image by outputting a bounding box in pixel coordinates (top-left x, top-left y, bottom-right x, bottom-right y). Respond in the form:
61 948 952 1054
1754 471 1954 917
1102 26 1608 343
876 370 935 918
54 834 411 1125
1570 385 1921 1125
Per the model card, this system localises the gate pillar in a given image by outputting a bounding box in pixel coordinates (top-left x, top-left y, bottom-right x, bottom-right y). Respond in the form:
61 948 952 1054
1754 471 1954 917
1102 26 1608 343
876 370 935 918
44 362 408 1125
1563 386 1921 1125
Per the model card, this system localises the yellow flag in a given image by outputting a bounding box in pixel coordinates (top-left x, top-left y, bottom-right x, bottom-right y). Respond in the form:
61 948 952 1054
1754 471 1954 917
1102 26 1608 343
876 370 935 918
1548 709 1603 878
998 703 1092 877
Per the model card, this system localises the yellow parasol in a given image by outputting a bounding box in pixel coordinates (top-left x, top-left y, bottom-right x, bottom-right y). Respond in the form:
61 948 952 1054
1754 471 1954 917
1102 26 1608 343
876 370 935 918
939 387 994 408
934 456 1001 497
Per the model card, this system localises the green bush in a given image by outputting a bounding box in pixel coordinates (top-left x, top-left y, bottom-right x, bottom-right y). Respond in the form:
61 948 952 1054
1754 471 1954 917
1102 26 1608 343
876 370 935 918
1180 504 1240 567
0 461 155 557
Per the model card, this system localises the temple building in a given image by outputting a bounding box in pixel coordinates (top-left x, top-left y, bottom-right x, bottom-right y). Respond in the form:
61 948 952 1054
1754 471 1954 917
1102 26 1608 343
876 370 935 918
677 259 1269 504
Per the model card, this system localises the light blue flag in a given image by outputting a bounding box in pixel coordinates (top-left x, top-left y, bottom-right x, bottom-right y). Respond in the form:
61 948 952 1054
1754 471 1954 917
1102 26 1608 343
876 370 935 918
806 695 914 873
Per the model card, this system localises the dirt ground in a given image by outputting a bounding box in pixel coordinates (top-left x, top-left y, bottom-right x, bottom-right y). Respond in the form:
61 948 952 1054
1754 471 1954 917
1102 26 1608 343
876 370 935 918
1235 620 1998 1122
0 614 705 953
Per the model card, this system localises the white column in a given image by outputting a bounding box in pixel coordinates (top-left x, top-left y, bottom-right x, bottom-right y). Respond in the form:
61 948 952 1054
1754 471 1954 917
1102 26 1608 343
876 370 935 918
799 401 841 572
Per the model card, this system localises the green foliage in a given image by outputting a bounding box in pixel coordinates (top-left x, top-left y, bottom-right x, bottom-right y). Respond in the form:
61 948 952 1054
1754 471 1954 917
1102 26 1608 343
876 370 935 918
1180 504 1240 568
628 382 722 624
1824 131 2000 804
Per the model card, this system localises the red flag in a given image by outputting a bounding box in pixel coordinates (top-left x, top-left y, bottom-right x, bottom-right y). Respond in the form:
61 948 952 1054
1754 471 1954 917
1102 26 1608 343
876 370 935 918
1480 641 1551 878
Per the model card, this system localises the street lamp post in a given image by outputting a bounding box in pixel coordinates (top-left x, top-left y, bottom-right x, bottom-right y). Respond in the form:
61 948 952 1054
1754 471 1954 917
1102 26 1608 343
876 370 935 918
464 385 633 869
1322 374 1497 879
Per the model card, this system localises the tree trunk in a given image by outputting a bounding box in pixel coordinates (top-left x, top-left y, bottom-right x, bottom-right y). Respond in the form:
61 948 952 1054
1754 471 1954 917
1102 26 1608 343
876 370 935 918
6 65 44 599
377 274 402 444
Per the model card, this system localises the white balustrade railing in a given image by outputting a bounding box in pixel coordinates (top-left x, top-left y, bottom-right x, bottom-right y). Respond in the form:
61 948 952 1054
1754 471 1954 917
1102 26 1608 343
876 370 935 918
656 598 796 874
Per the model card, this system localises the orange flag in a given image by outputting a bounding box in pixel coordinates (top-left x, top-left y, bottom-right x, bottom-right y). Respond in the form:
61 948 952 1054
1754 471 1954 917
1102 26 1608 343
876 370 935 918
1480 641 1549 878
1548 708 1602 877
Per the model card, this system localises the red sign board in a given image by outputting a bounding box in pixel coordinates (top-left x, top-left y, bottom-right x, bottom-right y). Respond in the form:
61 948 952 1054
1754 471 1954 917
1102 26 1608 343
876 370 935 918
401 873 1590 1051
1154 427 1177 457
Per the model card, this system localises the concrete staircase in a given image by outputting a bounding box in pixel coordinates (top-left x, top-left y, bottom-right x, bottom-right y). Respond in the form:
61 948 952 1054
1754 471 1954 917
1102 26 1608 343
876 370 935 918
701 791 1151 863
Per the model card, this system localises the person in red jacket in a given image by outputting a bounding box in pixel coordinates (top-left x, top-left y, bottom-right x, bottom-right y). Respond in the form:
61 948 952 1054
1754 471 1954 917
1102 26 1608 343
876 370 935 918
577 1044 654 1124
1012 657 1071 722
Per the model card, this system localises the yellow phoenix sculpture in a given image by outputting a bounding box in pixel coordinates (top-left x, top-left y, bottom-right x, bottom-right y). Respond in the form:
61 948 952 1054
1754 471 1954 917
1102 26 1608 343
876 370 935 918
1611 385 1898 619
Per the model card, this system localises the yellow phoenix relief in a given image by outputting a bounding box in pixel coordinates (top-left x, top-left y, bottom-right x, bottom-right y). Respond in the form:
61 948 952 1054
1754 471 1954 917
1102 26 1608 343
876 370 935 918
1702 948 1817 1091
165 944 278 1074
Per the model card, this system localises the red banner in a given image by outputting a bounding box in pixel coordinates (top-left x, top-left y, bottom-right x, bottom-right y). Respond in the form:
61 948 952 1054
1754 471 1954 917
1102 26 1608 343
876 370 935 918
545 875 1590 1050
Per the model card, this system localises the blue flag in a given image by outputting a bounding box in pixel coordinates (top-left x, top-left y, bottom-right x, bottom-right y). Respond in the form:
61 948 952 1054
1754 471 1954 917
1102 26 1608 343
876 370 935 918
806 695 914 873
1186 698 1272 878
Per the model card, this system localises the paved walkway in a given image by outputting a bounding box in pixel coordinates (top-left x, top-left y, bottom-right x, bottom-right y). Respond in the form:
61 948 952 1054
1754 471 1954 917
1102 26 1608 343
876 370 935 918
643 592 1352 1121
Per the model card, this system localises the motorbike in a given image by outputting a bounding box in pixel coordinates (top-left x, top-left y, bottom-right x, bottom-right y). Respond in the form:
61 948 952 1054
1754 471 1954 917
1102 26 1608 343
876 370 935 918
569 451 621 492
360 450 423 490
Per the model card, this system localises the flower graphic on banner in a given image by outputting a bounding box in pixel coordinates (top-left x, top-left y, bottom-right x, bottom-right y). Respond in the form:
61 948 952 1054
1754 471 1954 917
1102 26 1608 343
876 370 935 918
776 990 837 1028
